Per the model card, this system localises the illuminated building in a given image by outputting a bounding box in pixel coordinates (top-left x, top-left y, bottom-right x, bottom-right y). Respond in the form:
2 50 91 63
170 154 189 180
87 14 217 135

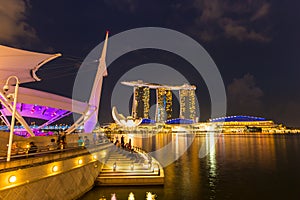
122 80 196 123
207 116 277 133
143 87 150 119
179 89 187 119
188 116 292 133
155 88 166 122
155 88 172 122
179 85 196 120
189 89 196 120
165 118 193 124
112 107 143 127
132 86 150 119
165 90 173 120
162 115 300 134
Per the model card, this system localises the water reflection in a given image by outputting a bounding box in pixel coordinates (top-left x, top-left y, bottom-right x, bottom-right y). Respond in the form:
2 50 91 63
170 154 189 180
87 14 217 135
82 133 300 200
116 130 195 167
206 133 217 187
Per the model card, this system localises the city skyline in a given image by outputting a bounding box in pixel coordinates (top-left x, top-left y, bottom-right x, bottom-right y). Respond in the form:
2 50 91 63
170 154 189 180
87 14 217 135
0 1 300 126
122 80 197 121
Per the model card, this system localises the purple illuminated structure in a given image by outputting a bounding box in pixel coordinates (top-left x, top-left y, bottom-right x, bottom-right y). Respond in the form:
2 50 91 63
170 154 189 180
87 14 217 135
1 103 70 121
0 33 109 136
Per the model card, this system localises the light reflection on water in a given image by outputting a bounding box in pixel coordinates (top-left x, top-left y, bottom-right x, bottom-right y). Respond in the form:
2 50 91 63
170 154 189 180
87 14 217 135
80 133 300 200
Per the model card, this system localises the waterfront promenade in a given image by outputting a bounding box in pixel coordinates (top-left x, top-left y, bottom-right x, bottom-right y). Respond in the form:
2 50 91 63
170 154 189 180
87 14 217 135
0 132 164 200
0 140 112 200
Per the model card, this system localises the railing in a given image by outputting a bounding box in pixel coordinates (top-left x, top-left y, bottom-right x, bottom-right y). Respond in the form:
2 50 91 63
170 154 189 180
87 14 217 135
0 139 112 161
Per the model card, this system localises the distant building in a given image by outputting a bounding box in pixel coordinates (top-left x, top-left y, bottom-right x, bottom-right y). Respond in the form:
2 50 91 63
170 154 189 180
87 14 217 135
122 80 196 122
205 116 278 133
132 86 150 119
155 88 173 122
179 88 196 120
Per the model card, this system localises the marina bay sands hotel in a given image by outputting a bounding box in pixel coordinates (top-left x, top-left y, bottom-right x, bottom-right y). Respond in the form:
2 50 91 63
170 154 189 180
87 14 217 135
121 80 197 122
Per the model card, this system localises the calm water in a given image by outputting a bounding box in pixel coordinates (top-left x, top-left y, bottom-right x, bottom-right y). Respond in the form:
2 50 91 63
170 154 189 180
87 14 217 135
81 133 300 200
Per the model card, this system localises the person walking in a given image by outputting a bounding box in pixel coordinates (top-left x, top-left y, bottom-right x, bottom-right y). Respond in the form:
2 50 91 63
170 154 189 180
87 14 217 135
121 135 125 148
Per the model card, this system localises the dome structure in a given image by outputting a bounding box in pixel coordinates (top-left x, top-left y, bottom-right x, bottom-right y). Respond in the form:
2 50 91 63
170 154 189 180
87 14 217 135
209 116 266 122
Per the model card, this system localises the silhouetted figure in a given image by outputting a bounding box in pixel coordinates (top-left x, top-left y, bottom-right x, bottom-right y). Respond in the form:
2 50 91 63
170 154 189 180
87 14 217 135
78 136 84 147
93 133 97 144
47 138 57 150
128 138 132 150
59 139 66 149
28 142 38 153
121 135 125 148
84 136 90 147
114 139 119 145
61 132 66 143
57 133 61 146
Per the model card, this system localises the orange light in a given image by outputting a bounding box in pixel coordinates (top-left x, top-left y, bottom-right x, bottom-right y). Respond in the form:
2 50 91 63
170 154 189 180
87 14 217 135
52 165 58 172
8 175 16 183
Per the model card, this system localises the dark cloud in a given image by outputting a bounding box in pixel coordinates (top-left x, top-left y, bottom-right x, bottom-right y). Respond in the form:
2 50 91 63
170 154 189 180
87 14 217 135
101 0 271 43
191 0 271 42
0 0 38 47
251 3 270 21
227 74 264 116
195 0 223 22
220 18 271 42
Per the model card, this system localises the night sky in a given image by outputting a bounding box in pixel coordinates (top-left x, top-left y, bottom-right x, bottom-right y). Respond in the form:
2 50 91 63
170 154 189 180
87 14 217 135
1 0 300 126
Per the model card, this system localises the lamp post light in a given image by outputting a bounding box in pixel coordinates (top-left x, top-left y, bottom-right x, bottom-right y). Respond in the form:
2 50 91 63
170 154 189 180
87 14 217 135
4 76 20 162
131 161 134 171
113 161 117 171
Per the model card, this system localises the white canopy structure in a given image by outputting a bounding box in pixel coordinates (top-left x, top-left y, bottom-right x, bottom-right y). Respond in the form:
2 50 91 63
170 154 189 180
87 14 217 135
83 31 108 133
0 33 108 137
0 45 61 84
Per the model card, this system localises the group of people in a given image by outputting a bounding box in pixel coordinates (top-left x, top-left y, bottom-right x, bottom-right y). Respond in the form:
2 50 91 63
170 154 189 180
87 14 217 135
114 135 132 150
94 133 108 144
11 134 66 156
10 132 102 156
11 141 38 155
78 136 90 148
11 138 62 155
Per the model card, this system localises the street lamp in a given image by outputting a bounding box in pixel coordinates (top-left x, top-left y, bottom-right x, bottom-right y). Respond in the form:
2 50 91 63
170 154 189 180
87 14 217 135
113 162 117 171
3 76 19 162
